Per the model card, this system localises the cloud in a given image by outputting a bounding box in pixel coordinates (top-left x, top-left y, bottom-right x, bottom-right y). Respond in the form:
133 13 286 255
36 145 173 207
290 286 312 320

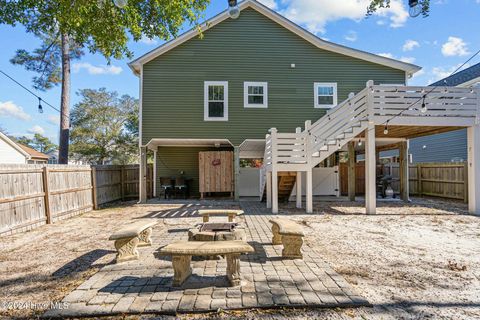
344 30 357 42
139 35 158 45
0 101 31 121
441 37 470 57
47 115 60 125
280 0 409 34
411 69 425 79
377 53 416 64
258 0 277 9
28 125 45 135
402 39 420 51
72 62 123 75
430 63 469 83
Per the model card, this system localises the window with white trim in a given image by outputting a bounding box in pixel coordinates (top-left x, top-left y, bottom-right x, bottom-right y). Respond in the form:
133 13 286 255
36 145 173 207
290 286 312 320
244 82 268 108
204 81 228 121
314 82 337 108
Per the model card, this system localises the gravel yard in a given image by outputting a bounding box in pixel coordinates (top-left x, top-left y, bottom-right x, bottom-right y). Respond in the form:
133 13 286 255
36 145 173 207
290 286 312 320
1 198 479 319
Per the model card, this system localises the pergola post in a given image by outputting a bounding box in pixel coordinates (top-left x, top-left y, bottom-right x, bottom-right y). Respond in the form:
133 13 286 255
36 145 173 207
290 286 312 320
399 141 409 202
305 120 313 214
139 146 147 203
347 141 356 201
306 170 313 213
234 146 240 201
467 125 480 215
266 171 272 209
153 147 157 198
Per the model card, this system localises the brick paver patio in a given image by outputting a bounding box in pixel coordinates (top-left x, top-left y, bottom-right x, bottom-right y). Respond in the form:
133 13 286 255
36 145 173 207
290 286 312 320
44 202 369 317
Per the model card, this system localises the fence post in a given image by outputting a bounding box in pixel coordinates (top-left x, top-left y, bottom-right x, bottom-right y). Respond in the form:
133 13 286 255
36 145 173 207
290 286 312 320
464 161 468 203
91 166 98 210
42 166 52 224
417 164 422 197
120 166 125 201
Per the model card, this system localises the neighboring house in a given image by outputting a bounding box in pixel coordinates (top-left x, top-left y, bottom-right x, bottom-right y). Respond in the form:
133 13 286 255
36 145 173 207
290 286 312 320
0 131 49 164
46 150 88 165
409 63 480 163
129 0 419 198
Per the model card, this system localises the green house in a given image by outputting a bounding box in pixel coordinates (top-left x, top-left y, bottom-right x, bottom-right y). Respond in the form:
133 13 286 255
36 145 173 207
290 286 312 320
129 0 420 200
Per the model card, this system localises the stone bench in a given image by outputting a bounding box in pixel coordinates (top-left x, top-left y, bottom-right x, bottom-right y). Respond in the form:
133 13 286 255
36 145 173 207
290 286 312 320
269 218 304 259
158 240 254 286
109 221 157 263
197 209 244 223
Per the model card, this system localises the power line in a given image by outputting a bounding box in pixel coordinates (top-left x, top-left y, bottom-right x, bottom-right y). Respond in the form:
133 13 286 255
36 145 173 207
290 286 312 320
0 69 62 114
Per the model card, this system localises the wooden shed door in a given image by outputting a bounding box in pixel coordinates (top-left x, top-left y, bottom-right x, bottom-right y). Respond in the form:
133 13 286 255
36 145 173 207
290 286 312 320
199 151 233 196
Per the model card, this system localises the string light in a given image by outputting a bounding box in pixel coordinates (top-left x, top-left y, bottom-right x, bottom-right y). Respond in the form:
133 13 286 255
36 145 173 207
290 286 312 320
358 139 362 147
420 95 427 113
383 121 389 135
38 97 43 113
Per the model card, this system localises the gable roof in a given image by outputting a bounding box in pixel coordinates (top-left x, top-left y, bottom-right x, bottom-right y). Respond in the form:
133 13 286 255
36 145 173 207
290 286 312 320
17 144 49 160
430 62 480 87
129 0 421 76
0 131 30 159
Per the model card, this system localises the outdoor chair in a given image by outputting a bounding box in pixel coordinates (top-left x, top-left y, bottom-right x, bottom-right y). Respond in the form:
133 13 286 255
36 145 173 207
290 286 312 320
174 177 188 199
160 177 173 199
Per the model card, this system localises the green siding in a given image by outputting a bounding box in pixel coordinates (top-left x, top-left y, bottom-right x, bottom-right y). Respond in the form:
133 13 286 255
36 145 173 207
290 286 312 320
142 8 406 146
156 146 232 197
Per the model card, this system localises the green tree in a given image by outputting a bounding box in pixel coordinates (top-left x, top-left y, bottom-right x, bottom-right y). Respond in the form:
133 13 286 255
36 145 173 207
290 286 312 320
69 88 138 165
367 0 430 17
0 0 209 164
14 133 57 153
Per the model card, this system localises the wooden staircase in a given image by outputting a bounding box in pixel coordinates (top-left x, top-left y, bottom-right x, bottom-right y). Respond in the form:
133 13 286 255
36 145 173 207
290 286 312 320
261 172 297 203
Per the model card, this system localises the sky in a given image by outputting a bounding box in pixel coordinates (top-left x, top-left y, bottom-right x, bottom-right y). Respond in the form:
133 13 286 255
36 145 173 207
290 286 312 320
0 0 479 145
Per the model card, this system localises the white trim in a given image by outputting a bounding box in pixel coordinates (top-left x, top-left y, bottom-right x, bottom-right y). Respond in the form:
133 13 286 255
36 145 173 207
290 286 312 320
153 148 157 197
0 131 31 159
128 0 421 76
244 81 268 108
204 81 228 121
314 82 337 108
458 76 480 88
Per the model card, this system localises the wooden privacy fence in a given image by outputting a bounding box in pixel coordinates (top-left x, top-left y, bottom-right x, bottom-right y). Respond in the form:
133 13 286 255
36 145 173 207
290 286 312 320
93 164 153 206
340 162 468 202
0 164 153 236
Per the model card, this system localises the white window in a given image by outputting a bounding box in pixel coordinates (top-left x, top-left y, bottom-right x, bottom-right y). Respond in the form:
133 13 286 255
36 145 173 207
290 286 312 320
314 82 337 108
204 81 228 121
244 82 268 108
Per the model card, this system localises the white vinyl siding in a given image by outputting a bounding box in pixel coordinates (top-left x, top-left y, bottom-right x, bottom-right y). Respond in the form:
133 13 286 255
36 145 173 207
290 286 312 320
0 138 27 164
314 82 337 108
204 81 228 121
244 82 268 108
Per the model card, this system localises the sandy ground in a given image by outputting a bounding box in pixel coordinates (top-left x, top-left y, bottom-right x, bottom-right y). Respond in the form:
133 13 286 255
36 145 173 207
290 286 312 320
1 198 479 319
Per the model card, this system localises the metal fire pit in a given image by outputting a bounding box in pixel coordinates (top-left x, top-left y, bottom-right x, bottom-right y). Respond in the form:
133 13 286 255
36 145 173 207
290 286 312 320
188 222 246 242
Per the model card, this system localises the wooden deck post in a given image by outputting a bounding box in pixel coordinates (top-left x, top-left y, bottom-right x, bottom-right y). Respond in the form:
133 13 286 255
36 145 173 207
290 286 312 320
347 141 356 201
234 146 240 201
295 127 302 209
467 125 480 215
272 170 278 214
266 171 272 209
365 80 376 214
42 166 52 224
305 120 313 214
91 166 98 210
306 169 313 214
139 146 147 203
296 171 302 209
399 141 409 202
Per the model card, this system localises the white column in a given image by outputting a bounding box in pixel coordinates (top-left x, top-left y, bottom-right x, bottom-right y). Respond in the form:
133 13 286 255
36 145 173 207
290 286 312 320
139 146 147 203
365 124 376 214
296 171 302 209
295 126 302 209
272 170 278 214
266 171 272 209
306 169 313 213
153 148 157 198
468 125 480 215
